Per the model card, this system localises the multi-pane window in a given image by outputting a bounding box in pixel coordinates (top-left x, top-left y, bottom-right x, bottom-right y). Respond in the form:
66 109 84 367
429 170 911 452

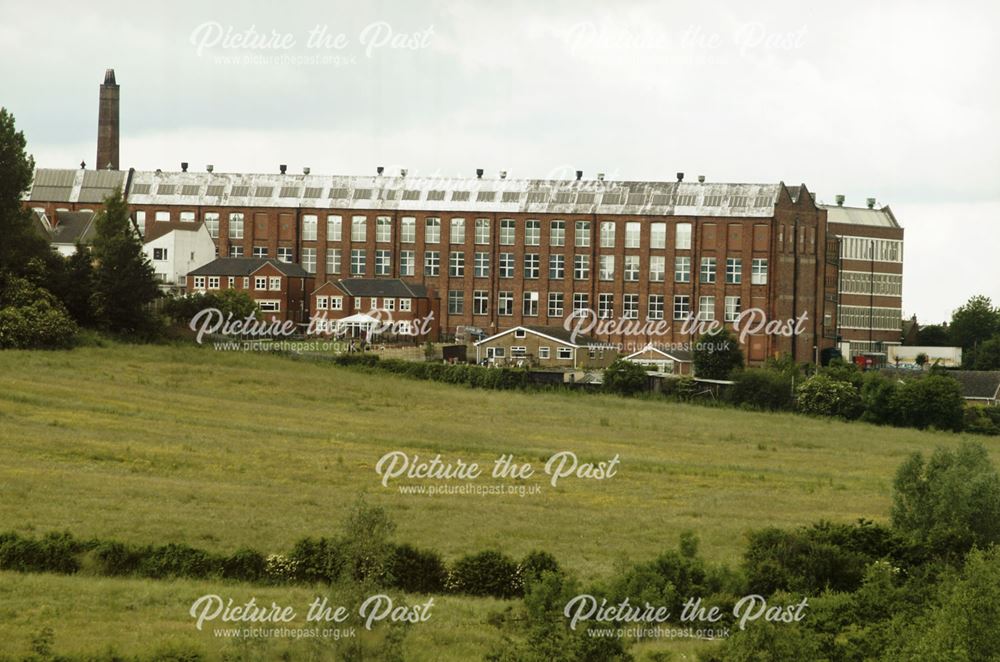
726 258 742 284
650 222 666 249
180 211 195 223
302 214 318 241
269 277 281 291
398 298 410 312
523 291 539 316
152 247 168 261
327 215 342 241
549 254 565 279
575 221 591 247
448 290 464 315
450 218 465 244
839 236 903 263
625 222 640 248
400 217 415 243
425 217 441 243
474 252 489 278
473 290 489 315
331 296 344 311
698 296 716 321
673 295 690 320
500 219 515 245
475 218 490 244
650 255 665 281
648 294 664 320
598 293 614 319
498 291 514 316
499 253 514 278
574 254 590 280
302 247 316 273
253 246 268 258
599 255 615 281
229 245 243 257
676 222 692 250
624 255 640 281
837 306 903 331
524 254 540 279
751 258 768 285
525 220 540 246
550 220 565 247
700 257 716 283
725 296 741 322
424 251 440 276
204 212 219 238
277 247 292 263
376 216 392 243
326 248 341 274
254 276 267 290
449 251 465 277
573 293 590 314
399 250 415 276
351 249 366 275
316 296 329 311
229 213 244 239
548 292 564 317
600 221 615 248
840 271 903 296
623 294 639 319
351 216 367 242
375 250 391 276
208 276 219 289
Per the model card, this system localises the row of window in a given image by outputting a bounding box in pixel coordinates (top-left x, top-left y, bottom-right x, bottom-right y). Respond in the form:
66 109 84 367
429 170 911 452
839 236 903 263
837 305 903 331
446 291 743 321
840 271 902 296
192 275 283 291
314 296 414 312
491 345 575 361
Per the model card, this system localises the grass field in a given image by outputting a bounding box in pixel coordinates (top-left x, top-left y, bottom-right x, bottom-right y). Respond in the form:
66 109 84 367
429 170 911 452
0 342 994 660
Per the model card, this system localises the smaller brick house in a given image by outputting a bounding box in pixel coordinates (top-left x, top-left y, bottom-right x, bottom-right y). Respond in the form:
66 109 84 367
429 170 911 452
309 279 439 340
623 344 694 375
186 258 314 323
474 325 616 370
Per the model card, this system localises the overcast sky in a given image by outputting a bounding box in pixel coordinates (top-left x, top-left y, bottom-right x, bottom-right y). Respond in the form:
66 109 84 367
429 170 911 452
3 0 997 324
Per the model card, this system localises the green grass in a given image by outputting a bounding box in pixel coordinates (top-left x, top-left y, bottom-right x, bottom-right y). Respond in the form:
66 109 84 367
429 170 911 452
0 343 995 659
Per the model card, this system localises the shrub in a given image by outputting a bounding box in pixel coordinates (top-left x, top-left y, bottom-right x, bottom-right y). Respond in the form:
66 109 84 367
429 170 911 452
602 359 648 396
693 328 744 379
795 374 863 419
890 374 966 431
289 537 346 583
389 544 447 593
963 405 1000 436
137 543 221 579
519 550 561 587
728 369 793 411
91 540 143 576
819 359 863 388
0 276 78 349
341 497 396 585
0 531 82 574
448 550 522 598
222 548 268 582
859 372 900 425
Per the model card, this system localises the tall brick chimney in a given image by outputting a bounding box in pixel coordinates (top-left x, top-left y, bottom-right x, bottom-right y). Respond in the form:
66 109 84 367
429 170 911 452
96 69 120 170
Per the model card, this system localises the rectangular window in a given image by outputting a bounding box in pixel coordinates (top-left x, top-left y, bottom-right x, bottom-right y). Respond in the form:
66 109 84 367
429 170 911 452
327 215 342 241
550 220 565 247
153 247 168 260
401 217 415 243
259 300 280 313
598 293 614 319
522 291 539 316
676 222 692 250
498 291 514 316
252 246 267 258
302 247 316 273
155 211 170 222
302 214 318 241
538 346 550 360
254 276 267 290
207 276 220 289
698 295 715 321
574 254 590 280
573 293 589 314
623 293 639 319
673 295 690 320
351 249 366 275
548 292 564 317
448 290 464 314
557 347 573 360
316 295 328 311
499 253 514 278
269 277 281 291
229 213 244 239
331 296 344 311
229 245 244 258
193 276 206 290
649 255 665 281
375 250 391 276
726 258 742 284
450 217 465 244
500 219 515 245
474 218 490 244
549 254 565 279
227 276 234 288
326 248 341 275
625 222 640 248
384 298 395 311
424 251 440 276
449 251 465 277
624 255 639 281
725 296 741 322
204 212 219 238
650 222 666 249
600 221 616 248
376 216 392 243
648 294 664 320
575 221 591 247
425 217 441 243
474 252 489 278
473 290 489 315
399 250 415 276
525 220 540 246
242 277 249 288
599 255 615 281
751 258 768 285
524 253 540 279
700 257 716 283
277 247 292 263
351 215 367 242
398 298 411 312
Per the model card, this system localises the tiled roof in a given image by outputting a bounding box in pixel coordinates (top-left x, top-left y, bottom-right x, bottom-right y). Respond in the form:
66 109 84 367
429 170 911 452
950 371 1000 400
335 279 429 298
187 258 311 278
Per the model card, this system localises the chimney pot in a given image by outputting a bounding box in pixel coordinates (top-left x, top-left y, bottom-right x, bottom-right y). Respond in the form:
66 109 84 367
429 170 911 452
400 168 408 177
476 168 483 179
499 170 507 179
575 170 583 181
676 172 684 182
279 164 287 174
597 172 605 181
206 164 214 173
866 197 876 209
377 166 384 176
181 162 188 172
303 167 310 175
835 194 845 206
698 175 705 183
80 160 86 169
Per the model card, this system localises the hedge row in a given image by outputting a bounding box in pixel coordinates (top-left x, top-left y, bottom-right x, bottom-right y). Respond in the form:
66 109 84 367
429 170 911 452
0 531 558 600
325 353 531 390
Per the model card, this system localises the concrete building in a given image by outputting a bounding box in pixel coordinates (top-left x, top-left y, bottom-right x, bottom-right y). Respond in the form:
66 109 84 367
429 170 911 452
143 224 217 291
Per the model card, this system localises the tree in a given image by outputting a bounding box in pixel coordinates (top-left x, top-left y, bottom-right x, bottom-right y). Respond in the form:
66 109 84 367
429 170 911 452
916 324 950 347
915 352 929 370
0 108 53 280
795 374 863 419
89 188 161 336
972 335 1000 370
891 441 1000 559
693 328 744 379
602 359 648 396
0 274 78 349
949 295 1000 354
892 375 965 431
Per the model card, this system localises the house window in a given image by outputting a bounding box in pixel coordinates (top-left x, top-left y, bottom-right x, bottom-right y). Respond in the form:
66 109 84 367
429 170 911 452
327 215 342 241
449 251 465 277
514 328 526 339
673 295 690 320
698 295 715 321
499 219 515 245
538 346 550 359
376 216 392 243
331 296 343 311
548 292 564 317
600 221 615 248
599 255 614 281
574 254 590 280
450 218 465 244
575 221 591 247
193 276 206 289
316 296 329 310
474 252 489 278
726 258 742 284
384 298 395 311
751 258 768 285
648 294 664 320
573 293 589 313
676 222 691 250
326 248 341 274
448 290 464 314
227 276 234 287
229 213 244 239
351 216 367 242
525 220 540 246
474 218 490 244
549 254 565 279
400 217 415 243
424 251 440 276
180 211 195 223
398 298 411 312
351 249 366 275
550 220 565 247
650 222 666 249
498 291 514 316
242 277 249 288
473 290 488 315
254 276 267 290
725 296 741 322
524 254 540 279
511 346 527 358
499 253 514 278
370 297 379 310
623 293 639 319
649 255 665 282
624 255 639 281
302 248 316 274
269 277 281 291
259 300 281 312
229 245 244 258
253 246 268 258
153 248 168 260
375 250 391 276
400 251 415 276
625 222 640 248
598 293 614 319
675 256 691 283
700 257 716 283
557 347 573 360
155 211 170 222
425 217 441 244
204 212 219 238
302 214 318 241
523 291 539 316
277 247 293 263
208 276 220 289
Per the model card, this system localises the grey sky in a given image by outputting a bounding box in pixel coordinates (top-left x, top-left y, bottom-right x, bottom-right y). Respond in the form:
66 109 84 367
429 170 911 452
3 0 997 324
